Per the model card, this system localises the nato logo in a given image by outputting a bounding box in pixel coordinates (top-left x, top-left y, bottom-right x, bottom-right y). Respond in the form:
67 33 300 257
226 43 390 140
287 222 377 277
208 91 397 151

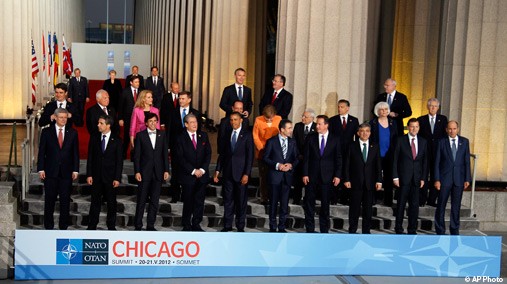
56 239 109 265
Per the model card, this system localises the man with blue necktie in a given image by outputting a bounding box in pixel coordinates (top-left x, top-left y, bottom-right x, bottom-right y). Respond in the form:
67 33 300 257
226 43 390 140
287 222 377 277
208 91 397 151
434 120 471 235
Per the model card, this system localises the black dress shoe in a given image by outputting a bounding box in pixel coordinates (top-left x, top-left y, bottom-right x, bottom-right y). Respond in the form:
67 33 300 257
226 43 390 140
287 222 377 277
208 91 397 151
320 230 329 234
261 201 269 206
134 228 142 231
293 200 301 205
220 227 233 232
182 227 192 231
306 230 316 233
192 226 205 232
86 227 96 230
269 228 277 232
278 229 287 233
108 227 117 231
147 227 157 231
170 199 178 204
237 228 245 232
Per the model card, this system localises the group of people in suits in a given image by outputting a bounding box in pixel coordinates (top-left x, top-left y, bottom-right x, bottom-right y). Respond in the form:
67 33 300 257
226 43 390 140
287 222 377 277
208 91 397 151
37 70 470 235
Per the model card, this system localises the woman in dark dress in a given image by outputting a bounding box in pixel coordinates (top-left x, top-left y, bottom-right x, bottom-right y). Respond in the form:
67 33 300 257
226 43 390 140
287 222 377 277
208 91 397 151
102 69 123 111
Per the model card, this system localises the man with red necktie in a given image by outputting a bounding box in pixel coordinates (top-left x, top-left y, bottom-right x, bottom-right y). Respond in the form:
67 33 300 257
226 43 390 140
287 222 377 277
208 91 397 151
259 74 293 119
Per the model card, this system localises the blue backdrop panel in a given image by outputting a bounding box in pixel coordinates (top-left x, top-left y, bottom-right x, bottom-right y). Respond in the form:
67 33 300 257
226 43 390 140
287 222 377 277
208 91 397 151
15 230 501 280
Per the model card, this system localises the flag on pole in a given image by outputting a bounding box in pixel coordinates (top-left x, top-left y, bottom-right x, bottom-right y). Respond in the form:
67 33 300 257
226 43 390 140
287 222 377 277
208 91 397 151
31 39 40 105
53 33 59 86
42 33 46 72
62 35 72 76
48 32 52 85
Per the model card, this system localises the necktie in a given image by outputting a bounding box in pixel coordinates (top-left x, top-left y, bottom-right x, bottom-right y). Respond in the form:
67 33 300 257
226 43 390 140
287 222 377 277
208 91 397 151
101 134 106 153
154 77 157 85
342 117 347 130
411 138 417 160
192 133 197 149
362 143 367 162
238 86 243 101
59 102 63 109
387 94 392 106
430 116 435 134
173 95 178 108
181 108 187 128
133 89 137 101
77 77 80 83
103 107 108 115
231 130 237 151
451 139 457 161
271 91 277 104
304 125 309 136
149 131 156 148
320 135 325 156
282 138 287 159
58 128 63 148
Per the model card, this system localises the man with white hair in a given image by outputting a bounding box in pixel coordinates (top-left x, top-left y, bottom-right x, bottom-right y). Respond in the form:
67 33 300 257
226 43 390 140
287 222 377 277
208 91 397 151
373 78 412 136
86 89 119 137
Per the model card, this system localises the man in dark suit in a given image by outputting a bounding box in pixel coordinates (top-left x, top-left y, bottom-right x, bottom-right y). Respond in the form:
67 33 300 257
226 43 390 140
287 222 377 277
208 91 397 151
434 120 471 235
263 119 299 232
118 75 141 158
86 89 119 137
329 99 360 205
126 65 145 89
217 100 249 155
417 98 448 206
67 68 89 126
392 118 428 234
213 112 254 232
303 115 342 233
86 115 123 230
175 113 211 231
37 108 79 230
219 68 253 118
292 109 316 205
160 82 180 134
133 113 170 231
259 74 293 119
169 91 202 203
373 78 412 136
39 83 79 128
145 66 166 109
343 123 382 234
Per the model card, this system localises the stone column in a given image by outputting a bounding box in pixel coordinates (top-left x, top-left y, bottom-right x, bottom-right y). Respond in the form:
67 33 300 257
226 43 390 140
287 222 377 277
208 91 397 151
0 182 17 278
438 0 507 181
276 0 379 122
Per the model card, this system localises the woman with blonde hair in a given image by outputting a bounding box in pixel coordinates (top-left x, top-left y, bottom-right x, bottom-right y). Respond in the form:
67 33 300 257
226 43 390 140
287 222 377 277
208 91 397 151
130 90 160 149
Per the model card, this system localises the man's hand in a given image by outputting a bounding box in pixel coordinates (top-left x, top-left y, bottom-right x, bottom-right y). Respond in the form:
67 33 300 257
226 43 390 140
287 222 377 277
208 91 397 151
67 98 73 103
393 179 400 187
344 182 351 189
375 183 383 191
434 181 441 190
39 171 46 180
241 175 249 185
163 172 170 181
86 98 90 103
303 176 309 185
420 180 425 188
119 120 124 127
72 172 78 180
213 171 220 183
333 177 340 187
464 181 470 189
87 177 93 185
194 169 204 178
389 112 398 117
113 180 120 187
243 111 249 117
135 173 142 182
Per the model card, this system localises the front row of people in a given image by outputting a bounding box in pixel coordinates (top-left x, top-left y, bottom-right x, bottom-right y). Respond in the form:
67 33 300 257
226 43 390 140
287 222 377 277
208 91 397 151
37 107 470 235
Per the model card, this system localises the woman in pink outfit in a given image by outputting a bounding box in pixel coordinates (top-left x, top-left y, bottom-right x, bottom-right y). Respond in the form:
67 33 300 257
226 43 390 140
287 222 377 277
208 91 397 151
130 90 160 149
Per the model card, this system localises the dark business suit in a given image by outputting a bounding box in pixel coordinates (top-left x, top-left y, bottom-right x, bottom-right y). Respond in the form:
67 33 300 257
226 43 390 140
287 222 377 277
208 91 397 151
38 100 78 128
37 125 79 230
102 79 124 111
329 114 360 204
434 136 471 235
215 127 254 230
373 91 412 136
417 114 448 206
259 88 293 119
263 135 299 231
219 84 253 117
175 131 211 231
159 92 179 134
216 115 249 155
145 76 166 109
126 74 145 89
169 107 202 202
303 132 342 233
133 129 170 230
392 135 428 234
86 133 123 230
85 104 119 137
369 118 398 206
292 122 316 204
343 140 382 234
118 87 138 157
68 76 89 126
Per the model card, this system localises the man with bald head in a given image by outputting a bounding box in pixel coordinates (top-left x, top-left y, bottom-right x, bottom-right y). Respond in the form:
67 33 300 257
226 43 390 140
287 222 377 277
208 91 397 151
160 82 181 134
86 89 119 137
373 78 412 136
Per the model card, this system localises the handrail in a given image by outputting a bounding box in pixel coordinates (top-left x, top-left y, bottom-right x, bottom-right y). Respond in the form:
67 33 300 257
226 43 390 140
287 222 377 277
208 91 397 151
21 138 29 201
470 154 478 218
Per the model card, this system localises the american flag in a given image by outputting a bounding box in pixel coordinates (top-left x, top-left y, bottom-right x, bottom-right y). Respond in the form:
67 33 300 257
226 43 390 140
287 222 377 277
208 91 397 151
31 39 39 105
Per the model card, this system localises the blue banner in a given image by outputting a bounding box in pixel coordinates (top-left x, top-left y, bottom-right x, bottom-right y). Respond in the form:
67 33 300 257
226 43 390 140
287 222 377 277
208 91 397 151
15 230 501 280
